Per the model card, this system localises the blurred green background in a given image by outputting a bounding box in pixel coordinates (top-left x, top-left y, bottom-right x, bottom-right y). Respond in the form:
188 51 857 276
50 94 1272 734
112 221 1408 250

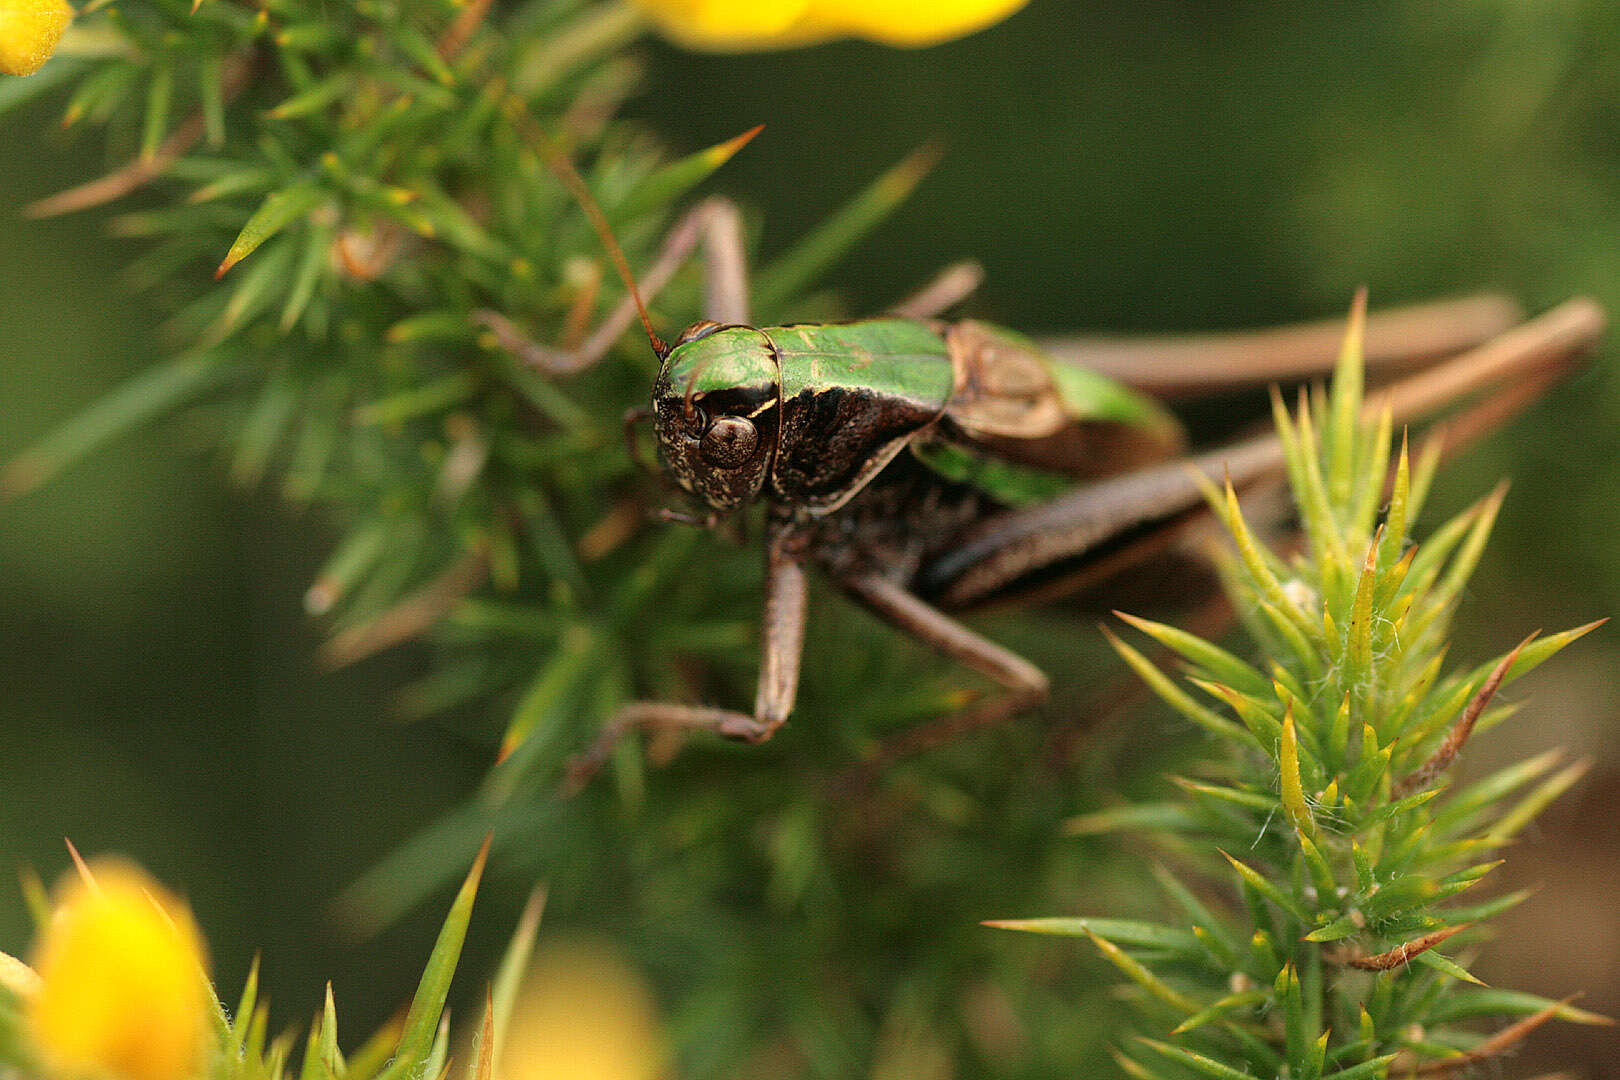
5 0 1620 1075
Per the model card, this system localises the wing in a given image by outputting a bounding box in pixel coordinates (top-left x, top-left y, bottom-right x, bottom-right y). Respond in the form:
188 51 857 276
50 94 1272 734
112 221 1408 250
935 320 1185 488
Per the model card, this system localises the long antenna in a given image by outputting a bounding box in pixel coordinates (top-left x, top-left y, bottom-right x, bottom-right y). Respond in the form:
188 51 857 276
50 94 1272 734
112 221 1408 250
541 141 671 359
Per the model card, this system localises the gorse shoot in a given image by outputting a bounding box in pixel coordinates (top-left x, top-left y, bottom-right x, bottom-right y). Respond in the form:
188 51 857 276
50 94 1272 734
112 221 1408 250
993 297 1607 1077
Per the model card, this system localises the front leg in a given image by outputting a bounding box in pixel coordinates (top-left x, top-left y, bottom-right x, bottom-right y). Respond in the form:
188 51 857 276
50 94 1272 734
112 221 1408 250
565 522 807 790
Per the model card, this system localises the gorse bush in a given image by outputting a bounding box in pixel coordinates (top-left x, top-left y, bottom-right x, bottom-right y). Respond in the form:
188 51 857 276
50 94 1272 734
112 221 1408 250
995 302 1609 1077
1 0 1608 1076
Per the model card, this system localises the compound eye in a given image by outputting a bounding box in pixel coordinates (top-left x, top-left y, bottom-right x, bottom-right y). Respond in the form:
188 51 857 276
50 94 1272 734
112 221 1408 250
698 415 759 469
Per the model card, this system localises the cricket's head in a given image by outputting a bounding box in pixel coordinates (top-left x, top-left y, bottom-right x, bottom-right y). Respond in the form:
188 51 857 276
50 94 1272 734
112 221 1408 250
652 321 781 512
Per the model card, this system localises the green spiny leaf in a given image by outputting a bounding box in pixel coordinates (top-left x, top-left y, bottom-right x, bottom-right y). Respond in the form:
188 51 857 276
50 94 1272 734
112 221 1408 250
1192 680 1282 750
1426 481 1507 616
1344 530 1380 694
1063 802 1201 836
1412 949 1484 986
1427 989 1612 1027
489 887 547 1070
1326 289 1367 504
1081 927 1201 1014
1296 827 1338 904
1276 962 1312 1074
1349 404 1393 543
385 838 489 1072
319 983 342 1079
1303 914 1361 943
1221 851 1308 924
1114 611 1270 698
1168 776 1276 814
1171 991 1267 1035
1102 627 1255 746
1482 758 1591 847
613 125 763 222
3 350 235 497
1379 432 1411 567
218 182 326 277
298 1004 325 1080
1441 888 1533 924
344 1011 405 1080
1394 492 1489 607
1319 1054 1397 1080
983 918 1200 954
1286 385 1348 574
1135 1038 1264 1080
354 369 481 428
1280 710 1315 840
1360 873 1440 922
139 61 174 161
755 141 942 315
1108 1047 1169 1080
227 953 261 1056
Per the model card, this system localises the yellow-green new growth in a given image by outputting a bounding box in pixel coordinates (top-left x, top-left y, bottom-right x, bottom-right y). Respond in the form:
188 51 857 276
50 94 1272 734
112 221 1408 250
1000 299 1607 1078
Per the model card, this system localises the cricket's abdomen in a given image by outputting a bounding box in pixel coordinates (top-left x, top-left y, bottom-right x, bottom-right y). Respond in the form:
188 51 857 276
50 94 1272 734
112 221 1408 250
800 452 997 588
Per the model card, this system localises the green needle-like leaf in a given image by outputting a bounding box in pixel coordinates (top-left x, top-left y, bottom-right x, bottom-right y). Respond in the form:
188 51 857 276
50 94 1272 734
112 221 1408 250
1413 949 1484 986
1063 802 1201 836
1319 1054 1398 1080
1114 611 1270 697
754 141 942 314
1326 289 1367 504
1135 1039 1264 1080
1171 991 1266 1035
1221 851 1308 923
386 838 489 1072
1428 989 1612 1027
1279 711 1314 840
614 124 763 222
489 887 547 1071
217 182 325 277
139 62 173 161
1103 627 1255 746
983 918 1200 954
3 351 235 497
1082 928 1201 1014
1483 758 1592 846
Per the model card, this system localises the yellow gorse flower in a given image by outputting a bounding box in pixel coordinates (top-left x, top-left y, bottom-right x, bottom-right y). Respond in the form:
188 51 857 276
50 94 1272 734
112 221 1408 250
0 0 74 76
630 0 1028 50
26 859 212 1080
500 939 666 1080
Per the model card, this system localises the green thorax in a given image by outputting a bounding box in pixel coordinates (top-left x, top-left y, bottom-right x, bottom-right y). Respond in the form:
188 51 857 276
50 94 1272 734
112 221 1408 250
764 320 956 410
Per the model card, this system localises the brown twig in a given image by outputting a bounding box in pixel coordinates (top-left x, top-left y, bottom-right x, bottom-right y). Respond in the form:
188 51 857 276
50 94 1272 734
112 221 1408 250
26 56 253 218
436 0 494 60
318 545 489 668
1394 996 1576 1075
1394 633 1535 797
1338 924 1471 971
